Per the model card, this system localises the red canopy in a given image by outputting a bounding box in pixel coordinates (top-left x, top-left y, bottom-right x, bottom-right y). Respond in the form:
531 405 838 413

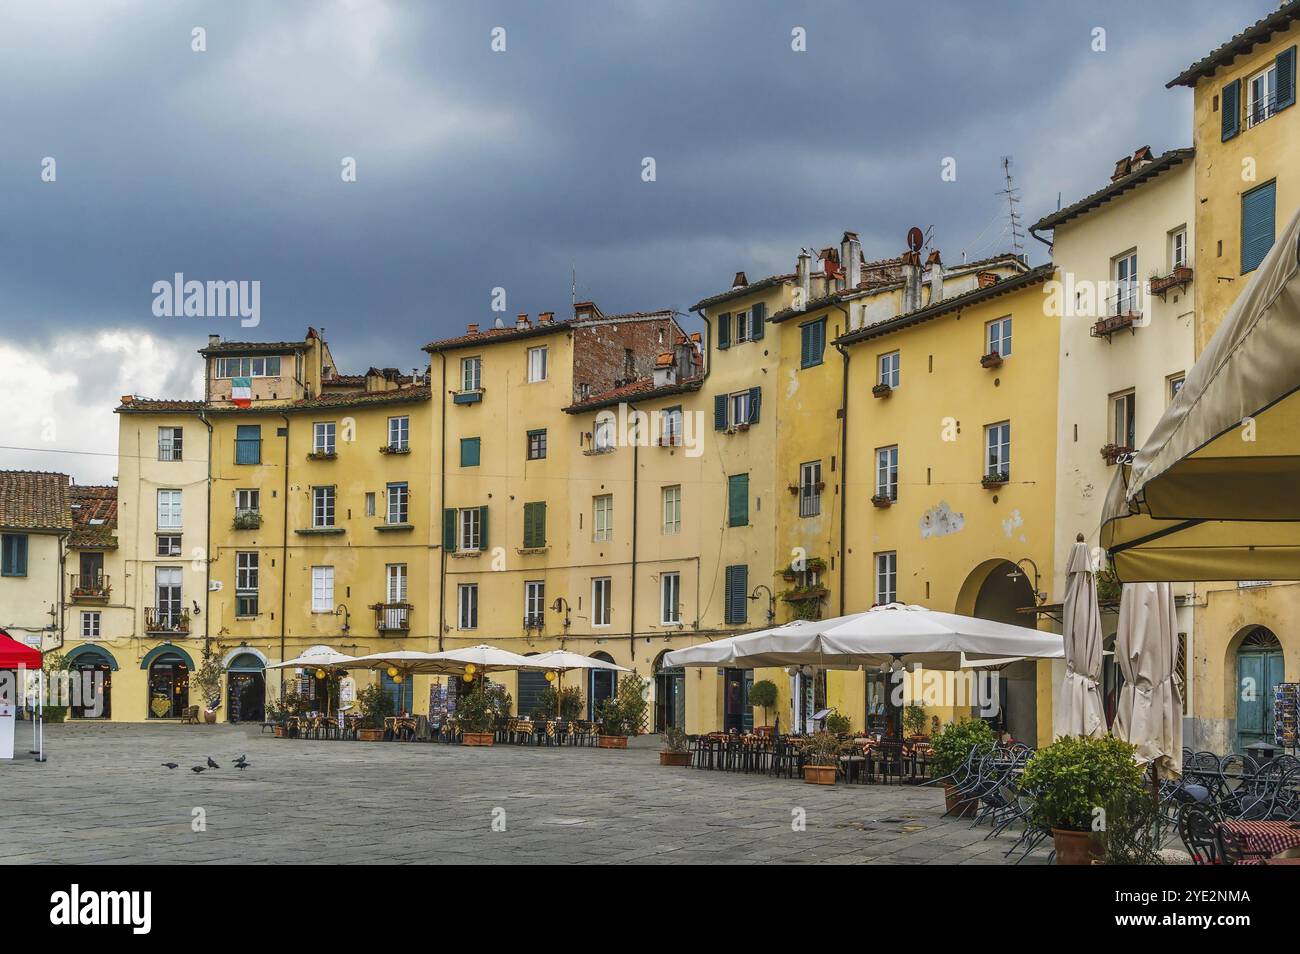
0 630 41 668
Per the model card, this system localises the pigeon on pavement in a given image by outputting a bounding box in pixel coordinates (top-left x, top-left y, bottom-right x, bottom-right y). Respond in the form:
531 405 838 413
206 756 219 769
234 761 251 771
191 766 206 774
161 762 178 769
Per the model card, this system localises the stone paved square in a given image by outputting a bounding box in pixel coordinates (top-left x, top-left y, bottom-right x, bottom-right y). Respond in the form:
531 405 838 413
0 723 1050 865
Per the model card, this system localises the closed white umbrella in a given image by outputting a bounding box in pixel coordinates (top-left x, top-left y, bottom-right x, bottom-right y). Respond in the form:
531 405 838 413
1113 582 1183 777
1059 537 1106 738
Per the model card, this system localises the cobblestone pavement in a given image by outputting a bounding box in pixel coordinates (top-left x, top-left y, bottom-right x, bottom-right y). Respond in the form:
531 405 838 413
0 723 1051 864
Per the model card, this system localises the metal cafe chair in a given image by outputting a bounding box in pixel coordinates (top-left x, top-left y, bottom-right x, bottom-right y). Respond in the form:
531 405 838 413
1176 803 1223 865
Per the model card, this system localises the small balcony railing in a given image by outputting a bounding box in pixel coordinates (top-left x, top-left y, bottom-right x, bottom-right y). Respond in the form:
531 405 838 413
233 510 262 530
145 607 191 635
372 602 412 634
69 573 111 600
523 613 545 631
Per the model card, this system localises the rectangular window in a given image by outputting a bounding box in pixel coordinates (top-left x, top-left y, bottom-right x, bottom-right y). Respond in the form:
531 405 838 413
1 534 28 577
387 416 409 451
876 445 899 500
157 426 183 461
216 356 281 378
458 507 482 551
986 316 1012 358
311 566 334 613
313 422 336 455
527 428 547 460
662 485 681 535
460 437 481 467
155 566 182 625
724 564 748 625
799 461 821 517
592 577 612 627
1170 227 1189 270
985 422 1011 479
875 552 897 605
800 318 826 368
1113 251 1139 315
365 492 376 517
1242 180 1277 274
1247 61 1278 127
156 534 181 557
235 424 261 465
386 563 408 604
1168 373 1186 405
80 610 100 639
593 494 613 542
729 390 752 426
727 473 749 527
236 488 260 514
157 489 182 530
523 501 546 549
312 486 336 528
527 346 548 383
1111 390 1136 449
461 356 482 392
236 551 259 616
458 583 478 629
661 572 681 625
386 482 409 524
525 580 546 626
661 406 683 446
878 351 900 388
593 416 614 450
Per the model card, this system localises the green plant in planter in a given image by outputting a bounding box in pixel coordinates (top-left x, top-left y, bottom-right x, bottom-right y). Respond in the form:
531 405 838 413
824 709 852 736
192 652 226 710
1017 735 1147 834
903 704 929 738
801 731 845 766
662 725 689 754
930 718 996 778
596 673 648 737
456 681 513 733
749 679 778 726
357 682 395 730
537 684 583 719
40 652 73 723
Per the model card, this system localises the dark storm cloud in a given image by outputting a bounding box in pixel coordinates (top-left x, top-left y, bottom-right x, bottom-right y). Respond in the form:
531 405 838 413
0 0 1272 375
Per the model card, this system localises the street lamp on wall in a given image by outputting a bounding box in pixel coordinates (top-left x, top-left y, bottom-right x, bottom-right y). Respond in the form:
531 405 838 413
1006 559 1047 604
334 604 351 635
749 585 776 624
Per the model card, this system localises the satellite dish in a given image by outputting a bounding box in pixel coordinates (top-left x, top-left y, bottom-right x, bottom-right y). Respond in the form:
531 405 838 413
907 227 924 252
494 317 505 329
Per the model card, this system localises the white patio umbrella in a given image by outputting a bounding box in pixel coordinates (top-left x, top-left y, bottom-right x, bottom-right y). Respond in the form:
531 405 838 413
424 644 553 674
1059 537 1106 738
662 604 1063 671
528 650 631 717
1113 582 1183 777
344 650 458 675
265 647 358 669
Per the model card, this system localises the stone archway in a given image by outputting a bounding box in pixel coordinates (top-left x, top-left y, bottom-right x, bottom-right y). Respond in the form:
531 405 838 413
956 559 1037 743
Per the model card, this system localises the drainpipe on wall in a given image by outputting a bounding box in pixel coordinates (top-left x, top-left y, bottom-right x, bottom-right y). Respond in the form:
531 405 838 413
199 411 214 658
278 412 291 693
628 402 640 665
1029 226 1053 253
833 334 850 619
437 353 447 651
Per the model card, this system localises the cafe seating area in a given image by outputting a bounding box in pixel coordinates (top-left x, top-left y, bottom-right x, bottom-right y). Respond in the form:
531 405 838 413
688 731 934 785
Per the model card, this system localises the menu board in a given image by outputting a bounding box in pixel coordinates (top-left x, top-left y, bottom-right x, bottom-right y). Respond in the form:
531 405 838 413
1275 683 1299 751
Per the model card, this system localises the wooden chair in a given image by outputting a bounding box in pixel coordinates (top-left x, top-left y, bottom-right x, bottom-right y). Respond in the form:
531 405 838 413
180 705 200 724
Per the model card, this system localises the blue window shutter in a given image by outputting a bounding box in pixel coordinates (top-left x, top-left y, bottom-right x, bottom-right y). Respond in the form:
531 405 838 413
443 509 457 551
478 505 490 550
1242 181 1276 273
714 394 728 430
748 386 761 424
1277 46 1297 111
460 437 480 467
717 312 731 349
725 565 748 625
728 473 749 527
750 302 765 340
1222 79 1240 141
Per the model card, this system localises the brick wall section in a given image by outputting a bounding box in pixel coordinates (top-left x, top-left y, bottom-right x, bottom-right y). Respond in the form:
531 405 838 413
570 317 679 401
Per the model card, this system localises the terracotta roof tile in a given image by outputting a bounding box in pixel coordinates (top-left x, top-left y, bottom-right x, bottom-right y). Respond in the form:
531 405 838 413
0 471 72 531
69 485 117 549
564 376 702 413
1030 148 1193 233
117 387 431 415
1168 1 1300 87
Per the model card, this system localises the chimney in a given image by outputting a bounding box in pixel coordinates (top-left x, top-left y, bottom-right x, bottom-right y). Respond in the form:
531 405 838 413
843 231 862 289
515 313 530 330
467 322 479 334
674 338 694 381
1131 145 1154 170
926 250 944 305
820 247 843 291
796 250 812 307
1111 155 1133 182
977 271 1000 289
207 334 220 348
901 250 922 313
732 271 748 288
653 352 676 387
120 394 134 405
538 311 554 325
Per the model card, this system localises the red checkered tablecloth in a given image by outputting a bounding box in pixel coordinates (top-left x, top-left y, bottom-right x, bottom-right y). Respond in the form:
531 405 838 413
1222 820 1300 858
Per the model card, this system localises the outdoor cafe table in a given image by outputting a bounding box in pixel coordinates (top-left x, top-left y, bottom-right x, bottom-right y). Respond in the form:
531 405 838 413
1221 820 1300 858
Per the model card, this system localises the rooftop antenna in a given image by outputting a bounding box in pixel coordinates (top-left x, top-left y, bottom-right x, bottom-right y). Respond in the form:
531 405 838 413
997 156 1025 255
571 264 577 310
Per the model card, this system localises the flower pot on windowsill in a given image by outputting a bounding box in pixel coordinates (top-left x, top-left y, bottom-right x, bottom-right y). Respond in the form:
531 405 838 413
979 351 1003 369
358 727 385 742
598 735 629 749
379 445 411 455
871 494 894 508
803 764 837 785
872 383 893 398
462 731 495 746
1051 828 1103 866
981 473 1009 489
306 451 337 461
1100 443 1132 466
659 751 691 767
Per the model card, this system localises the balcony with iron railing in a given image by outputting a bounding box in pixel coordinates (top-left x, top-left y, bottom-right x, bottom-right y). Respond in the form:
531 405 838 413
69 573 111 601
145 607 191 635
523 613 545 631
371 602 412 634
1092 286 1142 339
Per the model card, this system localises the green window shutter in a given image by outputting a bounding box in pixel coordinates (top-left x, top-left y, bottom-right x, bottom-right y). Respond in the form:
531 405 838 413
714 394 728 431
478 505 490 550
523 501 546 548
460 437 480 467
717 312 731 349
728 473 749 527
725 564 748 625
750 302 765 340
443 509 457 551
748 386 762 425
1277 46 1297 111
1222 78 1240 141
1242 181 1276 273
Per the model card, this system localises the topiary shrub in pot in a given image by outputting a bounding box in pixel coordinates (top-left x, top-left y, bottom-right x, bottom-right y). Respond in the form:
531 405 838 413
660 726 691 766
537 684 583 720
931 719 995 817
801 731 845 785
749 679 778 732
1017 734 1147 865
458 681 512 746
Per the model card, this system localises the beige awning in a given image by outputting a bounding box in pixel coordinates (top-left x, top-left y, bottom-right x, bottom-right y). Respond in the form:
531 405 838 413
1101 205 1300 581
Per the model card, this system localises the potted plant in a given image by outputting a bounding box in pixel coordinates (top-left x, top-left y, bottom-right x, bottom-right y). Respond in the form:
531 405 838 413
931 718 995 817
824 709 852 736
981 470 1009 489
870 493 894 508
749 679 778 732
192 653 226 724
801 732 844 785
41 652 72 724
456 681 511 746
660 726 692 766
872 382 892 398
1017 735 1147 865
538 684 584 720
903 704 928 740
356 682 394 741
596 673 648 748
979 351 1002 368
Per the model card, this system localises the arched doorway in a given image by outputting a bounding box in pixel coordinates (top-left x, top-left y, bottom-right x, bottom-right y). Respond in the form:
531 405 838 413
588 651 617 719
66 646 115 719
1235 627 1284 753
517 652 550 717
653 651 685 732
957 559 1037 743
225 652 265 723
147 653 190 719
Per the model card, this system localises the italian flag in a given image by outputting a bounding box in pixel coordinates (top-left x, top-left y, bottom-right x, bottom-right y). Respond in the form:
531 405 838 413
231 376 252 407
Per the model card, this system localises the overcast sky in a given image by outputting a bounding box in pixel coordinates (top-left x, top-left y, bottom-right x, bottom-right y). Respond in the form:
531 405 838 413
0 0 1272 483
